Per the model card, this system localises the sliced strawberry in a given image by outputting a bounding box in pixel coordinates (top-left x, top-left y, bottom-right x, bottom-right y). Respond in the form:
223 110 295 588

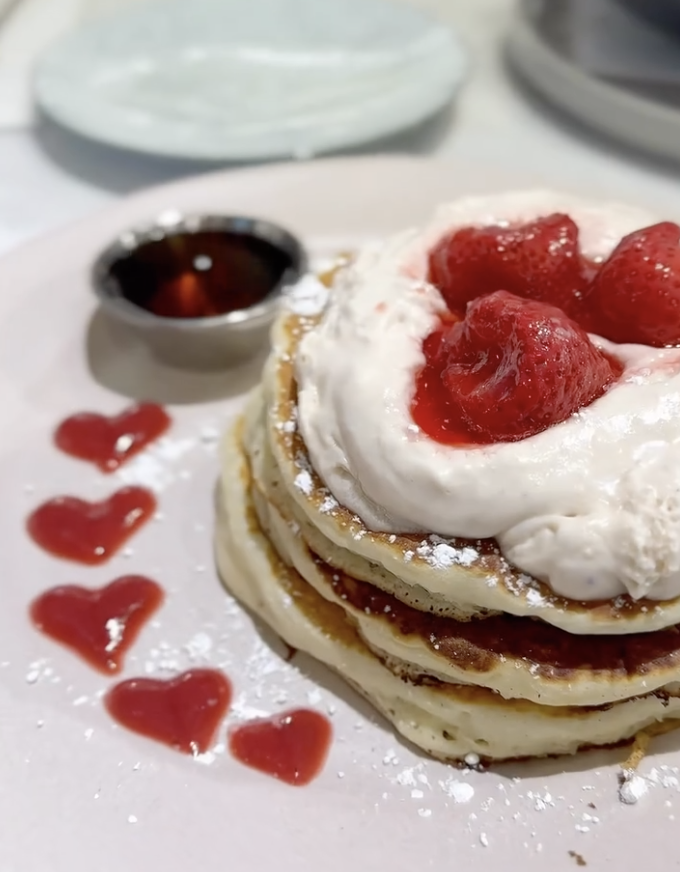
411 291 621 444
428 213 592 318
588 221 680 347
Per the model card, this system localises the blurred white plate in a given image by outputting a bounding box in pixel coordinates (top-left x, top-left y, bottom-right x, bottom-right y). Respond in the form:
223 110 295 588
33 0 466 161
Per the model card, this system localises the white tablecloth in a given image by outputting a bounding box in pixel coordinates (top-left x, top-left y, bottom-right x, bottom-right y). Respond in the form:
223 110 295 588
0 0 678 256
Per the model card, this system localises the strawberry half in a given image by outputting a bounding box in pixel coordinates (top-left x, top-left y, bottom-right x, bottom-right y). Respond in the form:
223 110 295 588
412 291 621 444
588 221 680 347
428 213 592 319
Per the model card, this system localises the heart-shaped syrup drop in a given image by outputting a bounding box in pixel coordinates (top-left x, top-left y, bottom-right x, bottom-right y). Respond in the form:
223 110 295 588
27 487 156 564
30 576 163 673
229 709 332 786
106 669 232 754
54 403 171 472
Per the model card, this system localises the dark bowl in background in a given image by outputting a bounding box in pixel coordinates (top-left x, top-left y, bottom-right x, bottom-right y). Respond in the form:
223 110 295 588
617 0 680 36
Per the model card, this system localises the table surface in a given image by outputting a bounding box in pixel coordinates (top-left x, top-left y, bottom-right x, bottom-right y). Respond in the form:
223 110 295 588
2 0 679 256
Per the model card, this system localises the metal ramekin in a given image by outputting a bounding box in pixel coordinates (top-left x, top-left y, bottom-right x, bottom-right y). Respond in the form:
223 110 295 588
92 211 306 369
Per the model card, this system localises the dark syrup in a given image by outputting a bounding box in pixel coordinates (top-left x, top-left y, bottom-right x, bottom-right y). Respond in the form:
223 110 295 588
109 231 294 319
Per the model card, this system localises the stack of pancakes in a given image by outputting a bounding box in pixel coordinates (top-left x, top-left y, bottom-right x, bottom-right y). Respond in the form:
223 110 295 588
216 290 680 762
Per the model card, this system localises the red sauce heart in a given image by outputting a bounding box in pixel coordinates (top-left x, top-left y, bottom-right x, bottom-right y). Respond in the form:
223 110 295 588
27 486 156 564
54 402 171 473
105 669 232 754
30 575 163 674
229 709 332 786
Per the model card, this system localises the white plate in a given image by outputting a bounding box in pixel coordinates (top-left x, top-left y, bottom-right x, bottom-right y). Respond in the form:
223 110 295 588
1 156 679 872
33 0 465 161
507 0 680 164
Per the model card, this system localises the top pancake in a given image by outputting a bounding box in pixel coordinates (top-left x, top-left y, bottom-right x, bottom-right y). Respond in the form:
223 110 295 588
265 305 680 636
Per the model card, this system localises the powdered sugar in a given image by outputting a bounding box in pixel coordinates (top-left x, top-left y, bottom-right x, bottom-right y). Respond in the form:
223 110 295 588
183 632 213 661
527 790 554 812
649 766 680 789
439 778 475 804
320 495 338 514
524 587 548 608
294 470 313 496
393 767 418 787
618 769 649 804
105 618 124 653
503 571 551 607
25 659 58 685
116 436 197 492
617 762 680 805
284 274 329 317
415 537 480 570
143 641 182 675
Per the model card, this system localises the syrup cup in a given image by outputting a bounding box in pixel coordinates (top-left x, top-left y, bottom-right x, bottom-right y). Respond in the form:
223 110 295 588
92 212 306 369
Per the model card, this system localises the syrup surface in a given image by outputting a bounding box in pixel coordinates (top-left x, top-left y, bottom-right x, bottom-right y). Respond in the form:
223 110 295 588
110 231 294 319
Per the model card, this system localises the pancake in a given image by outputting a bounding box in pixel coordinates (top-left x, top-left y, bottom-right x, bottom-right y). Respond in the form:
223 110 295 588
216 413 680 762
264 309 680 635
245 385 680 708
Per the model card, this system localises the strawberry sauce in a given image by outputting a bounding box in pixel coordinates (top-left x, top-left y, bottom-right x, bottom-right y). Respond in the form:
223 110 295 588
30 576 163 673
105 670 232 754
54 402 171 472
229 709 332 786
411 321 480 446
27 487 157 564
25 388 334 783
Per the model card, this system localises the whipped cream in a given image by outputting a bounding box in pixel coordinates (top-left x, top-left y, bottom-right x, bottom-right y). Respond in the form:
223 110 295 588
295 190 680 602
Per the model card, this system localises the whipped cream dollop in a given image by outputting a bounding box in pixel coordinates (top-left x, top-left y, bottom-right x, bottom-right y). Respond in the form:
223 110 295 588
295 191 680 602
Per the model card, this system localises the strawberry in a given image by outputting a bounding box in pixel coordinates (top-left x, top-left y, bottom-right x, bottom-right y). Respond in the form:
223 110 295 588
588 221 680 347
412 291 621 444
428 213 592 319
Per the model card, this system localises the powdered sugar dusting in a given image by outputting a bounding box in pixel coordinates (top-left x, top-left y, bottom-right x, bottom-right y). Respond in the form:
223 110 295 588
294 470 313 495
276 407 298 436
618 769 649 804
116 436 197 491
183 632 213 661
649 766 680 789
284 274 329 317
320 495 338 514
503 571 552 607
415 536 480 570
524 587 548 608
439 777 475 804
614 761 680 805
105 618 124 653
394 767 419 787
25 658 58 685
